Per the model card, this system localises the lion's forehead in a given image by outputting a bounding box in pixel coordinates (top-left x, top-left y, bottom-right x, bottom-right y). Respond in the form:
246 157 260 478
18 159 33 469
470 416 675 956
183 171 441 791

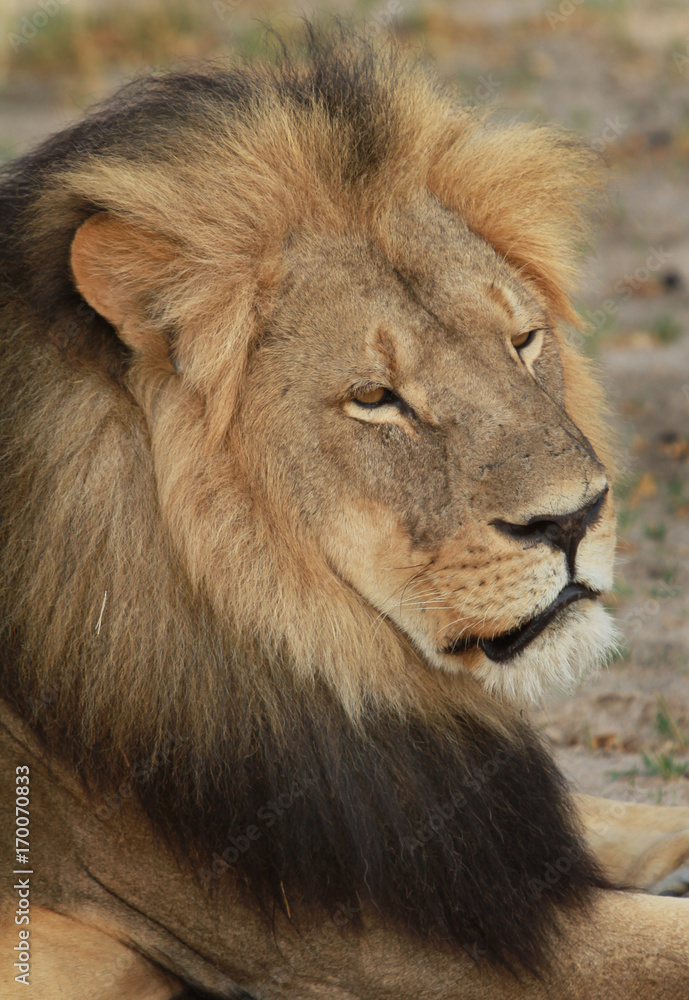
278 205 546 379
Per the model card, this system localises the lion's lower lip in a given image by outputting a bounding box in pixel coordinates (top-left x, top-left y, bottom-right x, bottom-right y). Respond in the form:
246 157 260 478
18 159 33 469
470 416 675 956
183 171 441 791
443 584 599 663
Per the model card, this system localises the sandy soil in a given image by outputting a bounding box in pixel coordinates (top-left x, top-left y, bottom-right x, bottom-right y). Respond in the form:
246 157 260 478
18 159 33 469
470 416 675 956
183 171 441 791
535 332 689 806
1 0 688 804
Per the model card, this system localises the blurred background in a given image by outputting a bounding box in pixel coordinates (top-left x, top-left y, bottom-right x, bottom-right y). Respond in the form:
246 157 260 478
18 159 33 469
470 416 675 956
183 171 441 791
2 0 689 802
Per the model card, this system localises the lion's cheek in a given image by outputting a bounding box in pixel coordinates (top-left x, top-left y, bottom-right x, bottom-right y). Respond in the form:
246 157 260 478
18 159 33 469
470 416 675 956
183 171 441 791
319 502 424 605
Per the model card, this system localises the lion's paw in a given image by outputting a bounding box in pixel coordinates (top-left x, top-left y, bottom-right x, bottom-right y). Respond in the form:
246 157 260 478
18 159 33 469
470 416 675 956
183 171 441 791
649 866 689 898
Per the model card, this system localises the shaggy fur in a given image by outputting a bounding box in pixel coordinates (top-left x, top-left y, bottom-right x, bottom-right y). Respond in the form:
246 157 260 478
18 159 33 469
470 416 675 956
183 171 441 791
0 27 616 976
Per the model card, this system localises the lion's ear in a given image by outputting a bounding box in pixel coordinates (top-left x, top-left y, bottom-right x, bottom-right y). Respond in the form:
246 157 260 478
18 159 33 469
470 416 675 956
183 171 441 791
70 213 176 353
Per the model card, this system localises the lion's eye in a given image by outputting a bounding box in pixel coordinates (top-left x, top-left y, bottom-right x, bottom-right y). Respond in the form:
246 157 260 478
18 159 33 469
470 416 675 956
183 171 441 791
353 387 397 408
512 329 538 351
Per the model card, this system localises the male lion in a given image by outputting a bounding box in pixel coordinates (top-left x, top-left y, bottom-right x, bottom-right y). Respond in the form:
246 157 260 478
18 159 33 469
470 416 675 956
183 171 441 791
1 28 688 1000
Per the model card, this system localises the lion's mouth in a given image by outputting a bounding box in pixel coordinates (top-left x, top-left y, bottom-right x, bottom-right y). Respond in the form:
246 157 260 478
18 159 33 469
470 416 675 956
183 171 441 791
443 584 600 663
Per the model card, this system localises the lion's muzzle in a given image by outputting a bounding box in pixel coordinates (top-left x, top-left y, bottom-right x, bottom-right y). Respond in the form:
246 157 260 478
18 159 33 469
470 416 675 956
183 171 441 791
443 583 600 663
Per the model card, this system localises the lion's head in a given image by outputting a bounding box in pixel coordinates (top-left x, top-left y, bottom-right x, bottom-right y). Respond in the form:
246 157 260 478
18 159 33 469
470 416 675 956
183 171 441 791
0 30 616 968
57 40 617 711
224 194 617 705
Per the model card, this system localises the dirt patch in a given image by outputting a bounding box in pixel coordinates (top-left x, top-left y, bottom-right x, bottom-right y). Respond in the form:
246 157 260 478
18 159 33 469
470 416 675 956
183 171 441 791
531 333 689 805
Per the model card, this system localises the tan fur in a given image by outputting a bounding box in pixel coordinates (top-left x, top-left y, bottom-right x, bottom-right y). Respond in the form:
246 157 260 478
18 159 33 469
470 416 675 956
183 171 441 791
575 793 689 890
0 907 180 1000
2 34 689 998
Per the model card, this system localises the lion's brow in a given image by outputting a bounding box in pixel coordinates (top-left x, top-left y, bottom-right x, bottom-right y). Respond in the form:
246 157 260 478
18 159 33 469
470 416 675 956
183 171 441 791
486 281 517 320
373 324 398 375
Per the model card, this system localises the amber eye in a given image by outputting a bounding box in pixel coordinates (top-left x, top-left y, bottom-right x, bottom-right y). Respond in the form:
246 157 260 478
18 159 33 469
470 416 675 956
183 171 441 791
512 329 538 351
353 387 391 407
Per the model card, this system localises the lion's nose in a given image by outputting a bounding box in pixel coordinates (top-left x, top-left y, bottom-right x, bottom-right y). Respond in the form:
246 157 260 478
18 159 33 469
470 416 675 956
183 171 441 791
490 485 609 578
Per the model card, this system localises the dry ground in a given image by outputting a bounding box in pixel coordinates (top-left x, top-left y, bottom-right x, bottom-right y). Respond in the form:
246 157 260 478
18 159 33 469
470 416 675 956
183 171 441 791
2 0 688 804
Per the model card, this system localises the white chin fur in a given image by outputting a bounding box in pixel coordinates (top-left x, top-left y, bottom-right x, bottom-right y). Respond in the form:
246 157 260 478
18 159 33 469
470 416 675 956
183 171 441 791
471 602 620 706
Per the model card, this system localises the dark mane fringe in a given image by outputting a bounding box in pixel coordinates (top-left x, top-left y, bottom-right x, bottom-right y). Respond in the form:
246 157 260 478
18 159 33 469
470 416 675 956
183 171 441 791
0 22 612 978
187 691 611 974
20 671 610 974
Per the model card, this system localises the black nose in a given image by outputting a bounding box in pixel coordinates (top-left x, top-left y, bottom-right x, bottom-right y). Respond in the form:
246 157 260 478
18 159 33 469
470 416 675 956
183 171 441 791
491 486 609 578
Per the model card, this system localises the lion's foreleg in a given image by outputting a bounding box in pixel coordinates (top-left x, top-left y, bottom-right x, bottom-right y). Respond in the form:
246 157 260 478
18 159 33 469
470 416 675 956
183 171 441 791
575 792 689 892
0 907 182 1000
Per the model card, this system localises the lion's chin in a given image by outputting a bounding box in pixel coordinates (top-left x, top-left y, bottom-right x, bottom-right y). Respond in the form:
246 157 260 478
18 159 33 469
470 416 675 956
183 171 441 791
433 601 620 706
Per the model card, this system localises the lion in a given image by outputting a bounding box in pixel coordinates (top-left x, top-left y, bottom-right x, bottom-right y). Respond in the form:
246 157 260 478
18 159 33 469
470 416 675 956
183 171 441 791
1 27 688 1000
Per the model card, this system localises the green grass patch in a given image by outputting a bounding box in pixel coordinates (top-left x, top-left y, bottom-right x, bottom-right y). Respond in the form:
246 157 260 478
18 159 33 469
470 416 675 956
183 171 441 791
612 579 635 599
644 521 667 542
610 751 689 783
651 313 683 344
655 694 688 748
667 475 689 512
